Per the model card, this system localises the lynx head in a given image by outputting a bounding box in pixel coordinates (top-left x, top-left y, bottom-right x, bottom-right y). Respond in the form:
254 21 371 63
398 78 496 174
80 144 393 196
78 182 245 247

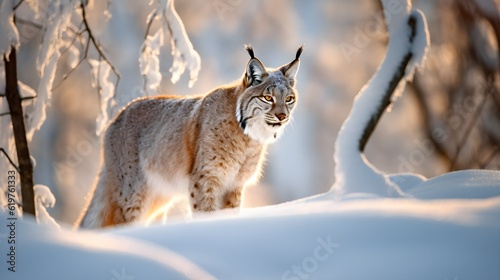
236 45 303 144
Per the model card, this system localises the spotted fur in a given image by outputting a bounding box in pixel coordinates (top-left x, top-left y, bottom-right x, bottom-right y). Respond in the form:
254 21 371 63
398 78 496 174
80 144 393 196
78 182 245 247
77 45 302 228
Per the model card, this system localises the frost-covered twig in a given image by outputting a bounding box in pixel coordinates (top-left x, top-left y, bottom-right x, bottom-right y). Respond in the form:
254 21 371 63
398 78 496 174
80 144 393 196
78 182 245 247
89 58 116 135
0 0 20 58
332 0 430 197
139 0 201 94
34 184 60 229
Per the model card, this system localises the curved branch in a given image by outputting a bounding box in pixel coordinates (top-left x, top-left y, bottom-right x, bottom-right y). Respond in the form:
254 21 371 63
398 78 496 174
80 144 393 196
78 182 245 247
358 17 416 152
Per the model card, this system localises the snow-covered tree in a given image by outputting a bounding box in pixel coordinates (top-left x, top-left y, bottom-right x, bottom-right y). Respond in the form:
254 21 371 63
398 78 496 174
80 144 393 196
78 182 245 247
1 1 499 280
0 0 200 217
333 0 429 197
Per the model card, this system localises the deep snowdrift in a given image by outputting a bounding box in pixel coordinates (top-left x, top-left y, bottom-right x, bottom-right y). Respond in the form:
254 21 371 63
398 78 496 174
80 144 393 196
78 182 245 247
1 170 500 280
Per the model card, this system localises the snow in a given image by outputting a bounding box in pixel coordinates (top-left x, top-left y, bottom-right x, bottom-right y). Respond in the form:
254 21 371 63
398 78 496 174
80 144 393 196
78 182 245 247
31 54 58 134
388 172 427 192
2 1 499 279
34 184 60 229
0 209 215 279
0 0 20 59
332 0 430 198
405 9 430 80
161 0 201 88
24 0 40 20
89 59 116 135
32 0 79 135
408 170 500 199
139 30 164 96
1 170 500 280
137 0 201 94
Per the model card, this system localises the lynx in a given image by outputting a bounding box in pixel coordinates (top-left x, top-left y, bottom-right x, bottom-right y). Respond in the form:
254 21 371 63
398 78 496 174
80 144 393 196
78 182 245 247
78 45 303 228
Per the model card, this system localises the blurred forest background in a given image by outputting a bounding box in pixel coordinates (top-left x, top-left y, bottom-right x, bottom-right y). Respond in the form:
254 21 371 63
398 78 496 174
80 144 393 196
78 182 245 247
7 0 499 224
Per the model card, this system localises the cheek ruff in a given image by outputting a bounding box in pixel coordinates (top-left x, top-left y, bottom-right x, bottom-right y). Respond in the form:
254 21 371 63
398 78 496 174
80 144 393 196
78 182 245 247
243 118 286 144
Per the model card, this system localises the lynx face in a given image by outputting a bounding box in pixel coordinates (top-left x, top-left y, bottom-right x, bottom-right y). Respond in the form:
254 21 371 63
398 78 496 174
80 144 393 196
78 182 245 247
236 46 302 144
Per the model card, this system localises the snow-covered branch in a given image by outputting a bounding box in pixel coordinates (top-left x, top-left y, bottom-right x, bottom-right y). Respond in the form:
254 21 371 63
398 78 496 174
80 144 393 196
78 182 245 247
80 2 120 80
89 59 116 135
34 184 60 229
332 0 430 197
139 0 201 94
0 0 20 59
1 0 123 216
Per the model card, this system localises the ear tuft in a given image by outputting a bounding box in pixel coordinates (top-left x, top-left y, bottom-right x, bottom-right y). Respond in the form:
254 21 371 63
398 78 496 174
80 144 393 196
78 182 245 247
295 44 304 60
280 45 303 81
244 44 255 59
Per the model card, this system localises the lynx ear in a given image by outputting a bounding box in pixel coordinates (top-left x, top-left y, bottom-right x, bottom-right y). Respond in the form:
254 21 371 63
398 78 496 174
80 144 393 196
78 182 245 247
244 44 267 86
280 45 303 80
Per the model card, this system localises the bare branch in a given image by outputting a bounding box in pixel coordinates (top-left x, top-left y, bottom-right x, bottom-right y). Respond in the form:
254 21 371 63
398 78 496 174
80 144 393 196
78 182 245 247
59 22 84 58
0 111 11 117
51 56 85 91
0 148 20 173
21 95 37 101
79 1 120 103
80 1 120 79
144 10 158 39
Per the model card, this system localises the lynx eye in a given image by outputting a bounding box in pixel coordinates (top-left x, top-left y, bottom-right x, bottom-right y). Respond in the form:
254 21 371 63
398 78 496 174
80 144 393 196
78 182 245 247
285 96 295 103
260 95 273 103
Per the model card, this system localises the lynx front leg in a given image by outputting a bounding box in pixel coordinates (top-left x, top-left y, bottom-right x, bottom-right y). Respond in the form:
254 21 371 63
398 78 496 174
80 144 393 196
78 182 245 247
223 188 242 209
189 175 224 212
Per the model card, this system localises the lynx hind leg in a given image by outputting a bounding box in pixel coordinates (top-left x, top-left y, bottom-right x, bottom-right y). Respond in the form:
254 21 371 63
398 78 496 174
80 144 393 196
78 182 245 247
143 195 173 225
79 165 125 228
79 166 108 228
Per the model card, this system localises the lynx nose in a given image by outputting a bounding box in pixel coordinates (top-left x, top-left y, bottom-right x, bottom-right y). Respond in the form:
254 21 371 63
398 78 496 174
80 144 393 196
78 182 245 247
276 113 287 121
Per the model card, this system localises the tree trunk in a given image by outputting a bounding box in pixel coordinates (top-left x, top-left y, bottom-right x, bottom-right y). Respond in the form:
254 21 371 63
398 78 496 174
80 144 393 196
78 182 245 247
4 46 36 217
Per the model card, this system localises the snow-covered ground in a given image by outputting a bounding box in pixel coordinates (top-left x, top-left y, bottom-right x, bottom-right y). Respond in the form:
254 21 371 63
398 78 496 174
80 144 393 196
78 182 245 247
1 1 499 279
1 169 500 280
